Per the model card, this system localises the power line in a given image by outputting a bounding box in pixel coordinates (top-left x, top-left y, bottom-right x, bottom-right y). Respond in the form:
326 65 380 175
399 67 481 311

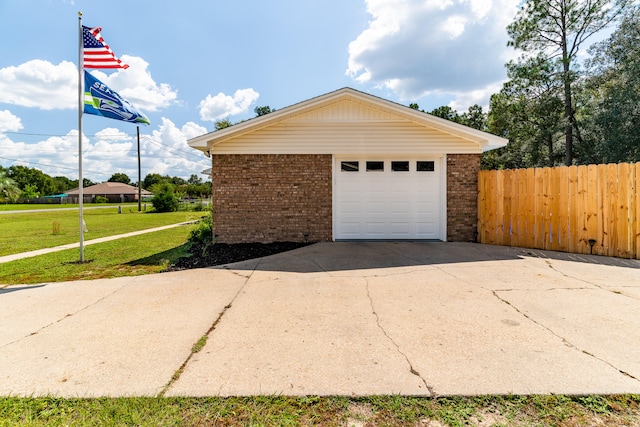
3 131 135 138
0 155 105 176
141 136 206 162
4 131 208 162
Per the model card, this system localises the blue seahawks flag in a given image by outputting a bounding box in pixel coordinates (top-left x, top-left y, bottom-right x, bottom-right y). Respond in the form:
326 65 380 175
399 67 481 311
84 71 150 125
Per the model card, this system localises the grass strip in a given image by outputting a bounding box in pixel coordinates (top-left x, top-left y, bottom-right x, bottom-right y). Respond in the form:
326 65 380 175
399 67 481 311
0 204 130 211
0 226 191 285
0 209 204 256
0 395 638 426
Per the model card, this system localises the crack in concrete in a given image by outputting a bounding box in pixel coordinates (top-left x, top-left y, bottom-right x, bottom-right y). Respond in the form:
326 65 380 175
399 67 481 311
433 265 640 386
221 267 253 279
492 290 640 384
490 290 576 349
158 257 261 397
0 282 128 350
364 279 436 397
544 260 640 300
493 286 595 292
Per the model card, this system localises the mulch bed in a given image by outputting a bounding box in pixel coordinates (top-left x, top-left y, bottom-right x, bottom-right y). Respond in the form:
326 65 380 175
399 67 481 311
167 242 310 271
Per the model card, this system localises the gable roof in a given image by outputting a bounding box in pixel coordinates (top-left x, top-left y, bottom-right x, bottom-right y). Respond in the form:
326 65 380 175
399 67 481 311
67 182 152 196
188 88 508 155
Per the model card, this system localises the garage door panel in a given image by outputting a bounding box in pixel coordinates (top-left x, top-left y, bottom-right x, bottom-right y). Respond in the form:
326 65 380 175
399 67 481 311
416 200 437 215
339 201 361 214
335 158 442 240
390 222 411 235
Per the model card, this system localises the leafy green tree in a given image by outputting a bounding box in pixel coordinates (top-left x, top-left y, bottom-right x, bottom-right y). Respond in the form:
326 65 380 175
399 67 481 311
150 183 180 212
460 105 488 131
214 119 233 130
52 176 75 194
107 172 131 185
507 0 629 165
143 173 167 190
429 106 463 123
7 165 55 196
484 56 565 169
187 174 202 186
582 6 640 163
254 105 274 117
185 182 212 199
0 171 20 203
170 176 186 186
20 184 40 199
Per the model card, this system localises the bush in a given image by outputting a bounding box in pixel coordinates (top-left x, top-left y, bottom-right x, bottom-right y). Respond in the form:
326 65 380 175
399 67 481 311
188 213 213 255
94 196 108 203
151 184 179 212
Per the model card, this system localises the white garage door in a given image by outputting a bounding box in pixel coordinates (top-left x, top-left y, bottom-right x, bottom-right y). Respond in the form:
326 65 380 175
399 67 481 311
334 158 443 240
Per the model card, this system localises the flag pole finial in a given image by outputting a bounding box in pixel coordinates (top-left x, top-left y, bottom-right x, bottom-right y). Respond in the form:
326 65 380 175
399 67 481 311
78 11 82 17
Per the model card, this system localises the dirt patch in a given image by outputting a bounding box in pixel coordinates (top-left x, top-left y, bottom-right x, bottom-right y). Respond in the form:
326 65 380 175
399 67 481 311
345 402 374 427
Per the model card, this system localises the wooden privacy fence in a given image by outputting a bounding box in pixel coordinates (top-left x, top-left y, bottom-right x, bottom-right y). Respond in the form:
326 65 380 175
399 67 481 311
478 162 640 259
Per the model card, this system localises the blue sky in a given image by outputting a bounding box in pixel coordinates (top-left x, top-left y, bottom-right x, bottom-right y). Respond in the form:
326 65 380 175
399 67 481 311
0 0 520 182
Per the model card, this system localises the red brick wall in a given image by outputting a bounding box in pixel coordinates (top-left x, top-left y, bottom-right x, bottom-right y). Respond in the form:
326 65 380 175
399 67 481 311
211 154 332 243
447 154 480 242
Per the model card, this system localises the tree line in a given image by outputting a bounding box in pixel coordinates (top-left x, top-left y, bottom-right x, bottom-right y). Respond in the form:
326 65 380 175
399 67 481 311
218 0 637 172
419 0 637 170
0 165 211 203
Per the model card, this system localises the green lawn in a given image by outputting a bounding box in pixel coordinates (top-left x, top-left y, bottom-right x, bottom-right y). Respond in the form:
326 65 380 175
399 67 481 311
0 208 205 256
0 225 192 285
0 203 139 211
0 395 638 426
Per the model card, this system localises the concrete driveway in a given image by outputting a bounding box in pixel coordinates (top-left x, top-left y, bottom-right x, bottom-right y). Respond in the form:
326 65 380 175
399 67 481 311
1 242 639 397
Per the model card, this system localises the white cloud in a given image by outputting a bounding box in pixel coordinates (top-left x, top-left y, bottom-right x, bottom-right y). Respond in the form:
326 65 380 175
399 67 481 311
0 60 77 110
143 118 209 177
0 130 78 178
0 110 23 132
198 88 260 122
92 56 178 112
347 0 519 108
0 57 177 113
0 119 209 182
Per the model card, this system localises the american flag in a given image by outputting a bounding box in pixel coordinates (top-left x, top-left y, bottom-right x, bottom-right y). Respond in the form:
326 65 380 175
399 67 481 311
82 26 129 69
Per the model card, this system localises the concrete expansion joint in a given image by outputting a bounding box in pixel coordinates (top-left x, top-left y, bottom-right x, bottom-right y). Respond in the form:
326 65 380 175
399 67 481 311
544 260 638 298
310 259 334 276
492 290 639 382
332 268 429 280
158 258 262 397
0 283 128 350
491 290 576 348
435 263 634 375
364 279 436 397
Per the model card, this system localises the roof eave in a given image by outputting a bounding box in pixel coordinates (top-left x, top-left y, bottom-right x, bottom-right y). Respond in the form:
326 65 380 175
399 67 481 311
187 87 509 153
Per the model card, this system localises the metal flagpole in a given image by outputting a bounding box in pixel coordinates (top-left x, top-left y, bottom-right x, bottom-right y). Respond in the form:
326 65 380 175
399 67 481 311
78 11 85 262
137 126 142 212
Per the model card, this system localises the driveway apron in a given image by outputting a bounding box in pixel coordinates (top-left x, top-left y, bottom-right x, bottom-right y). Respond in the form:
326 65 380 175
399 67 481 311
1 242 640 397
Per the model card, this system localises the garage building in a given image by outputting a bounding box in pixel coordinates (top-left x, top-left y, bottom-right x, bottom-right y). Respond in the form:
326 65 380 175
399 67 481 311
188 88 507 243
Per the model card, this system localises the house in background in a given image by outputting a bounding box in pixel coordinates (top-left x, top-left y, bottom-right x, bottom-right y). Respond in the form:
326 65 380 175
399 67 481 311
188 88 508 244
66 182 152 203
